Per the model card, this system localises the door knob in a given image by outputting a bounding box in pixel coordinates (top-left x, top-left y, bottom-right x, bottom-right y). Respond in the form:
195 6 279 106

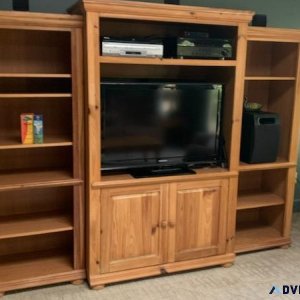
160 220 168 229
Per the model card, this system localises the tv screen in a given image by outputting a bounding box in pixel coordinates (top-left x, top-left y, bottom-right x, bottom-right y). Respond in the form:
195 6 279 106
101 82 223 172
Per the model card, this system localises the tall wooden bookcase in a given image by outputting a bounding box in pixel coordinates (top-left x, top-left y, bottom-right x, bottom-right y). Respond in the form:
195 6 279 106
0 11 85 295
235 27 300 252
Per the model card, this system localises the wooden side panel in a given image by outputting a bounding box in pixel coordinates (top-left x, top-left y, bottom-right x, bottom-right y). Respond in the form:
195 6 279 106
71 26 85 271
168 180 228 262
289 45 300 162
226 177 238 253
85 12 101 282
100 185 167 273
283 167 297 237
229 23 248 171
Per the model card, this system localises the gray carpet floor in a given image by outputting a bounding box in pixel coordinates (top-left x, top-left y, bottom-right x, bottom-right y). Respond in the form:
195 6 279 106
6 213 300 300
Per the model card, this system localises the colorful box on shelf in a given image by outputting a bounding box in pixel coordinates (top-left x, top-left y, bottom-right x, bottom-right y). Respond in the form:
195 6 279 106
20 113 44 144
34 115 44 144
20 113 34 144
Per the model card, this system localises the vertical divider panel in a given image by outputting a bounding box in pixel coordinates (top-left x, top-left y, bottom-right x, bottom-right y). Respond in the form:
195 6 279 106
85 11 102 279
283 167 297 237
71 26 85 270
289 44 300 162
229 23 248 254
229 23 248 172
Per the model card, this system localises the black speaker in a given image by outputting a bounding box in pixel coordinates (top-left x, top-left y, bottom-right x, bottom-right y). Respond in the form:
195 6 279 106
13 0 29 11
240 111 280 164
164 0 180 4
252 14 267 27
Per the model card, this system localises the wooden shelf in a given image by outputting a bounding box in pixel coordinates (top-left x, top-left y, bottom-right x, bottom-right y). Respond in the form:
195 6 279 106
99 56 237 67
0 250 74 286
0 94 72 98
98 168 237 188
0 169 82 191
0 137 73 150
0 73 71 78
237 192 284 210
235 222 288 253
239 160 295 171
245 76 296 81
0 212 73 240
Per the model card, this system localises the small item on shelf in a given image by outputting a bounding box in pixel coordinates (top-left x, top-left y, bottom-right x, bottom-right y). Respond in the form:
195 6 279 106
20 113 34 144
240 111 280 164
33 115 44 144
101 37 164 58
244 97 263 112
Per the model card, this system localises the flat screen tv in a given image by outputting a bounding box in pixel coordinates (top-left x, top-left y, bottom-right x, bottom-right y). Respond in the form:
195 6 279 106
101 81 224 175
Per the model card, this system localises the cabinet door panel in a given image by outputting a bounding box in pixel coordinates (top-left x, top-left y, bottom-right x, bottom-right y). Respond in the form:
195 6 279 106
100 185 167 273
168 180 228 262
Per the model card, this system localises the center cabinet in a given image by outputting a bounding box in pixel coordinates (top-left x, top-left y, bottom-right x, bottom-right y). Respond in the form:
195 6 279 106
76 0 254 289
99 179 228 274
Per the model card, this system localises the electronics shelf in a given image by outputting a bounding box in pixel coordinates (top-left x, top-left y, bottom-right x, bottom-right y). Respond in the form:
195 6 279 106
99 56 237 67
97 168 237 188
0 11 85 295
0 212 73 240
237 192 284 210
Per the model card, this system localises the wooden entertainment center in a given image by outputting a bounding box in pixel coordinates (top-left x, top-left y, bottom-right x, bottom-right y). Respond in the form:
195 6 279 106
75 0 300 289
0 0 300 295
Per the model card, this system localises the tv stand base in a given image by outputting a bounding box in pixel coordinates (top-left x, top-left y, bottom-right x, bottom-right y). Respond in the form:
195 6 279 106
131 166 196 178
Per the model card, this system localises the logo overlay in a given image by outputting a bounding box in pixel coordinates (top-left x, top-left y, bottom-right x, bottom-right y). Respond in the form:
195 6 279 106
270 285 300 295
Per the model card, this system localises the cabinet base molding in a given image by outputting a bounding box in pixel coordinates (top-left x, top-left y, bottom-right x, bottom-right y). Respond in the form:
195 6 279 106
0 270 85 294
89 253 235 287
71 279 85 285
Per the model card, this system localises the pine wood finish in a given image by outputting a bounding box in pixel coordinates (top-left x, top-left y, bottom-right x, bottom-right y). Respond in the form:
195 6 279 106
0 12 85 294
235 27 300 253
100 185 167 273
168 180 228 262
73 0 254 289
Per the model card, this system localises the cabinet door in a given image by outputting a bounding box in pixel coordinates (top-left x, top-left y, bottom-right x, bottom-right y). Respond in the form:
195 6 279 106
100 185 167 273
168 180 228 262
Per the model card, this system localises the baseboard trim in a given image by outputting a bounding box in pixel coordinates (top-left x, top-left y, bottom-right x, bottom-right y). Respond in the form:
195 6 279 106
89 253 235 287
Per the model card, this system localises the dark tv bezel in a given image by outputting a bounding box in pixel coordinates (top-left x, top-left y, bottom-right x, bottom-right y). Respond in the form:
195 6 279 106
100 81 224 173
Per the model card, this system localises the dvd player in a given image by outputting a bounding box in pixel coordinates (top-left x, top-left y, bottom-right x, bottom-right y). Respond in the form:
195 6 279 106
102 37 164 58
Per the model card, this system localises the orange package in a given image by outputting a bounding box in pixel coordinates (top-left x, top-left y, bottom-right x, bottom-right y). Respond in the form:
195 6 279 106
20 113 34 144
